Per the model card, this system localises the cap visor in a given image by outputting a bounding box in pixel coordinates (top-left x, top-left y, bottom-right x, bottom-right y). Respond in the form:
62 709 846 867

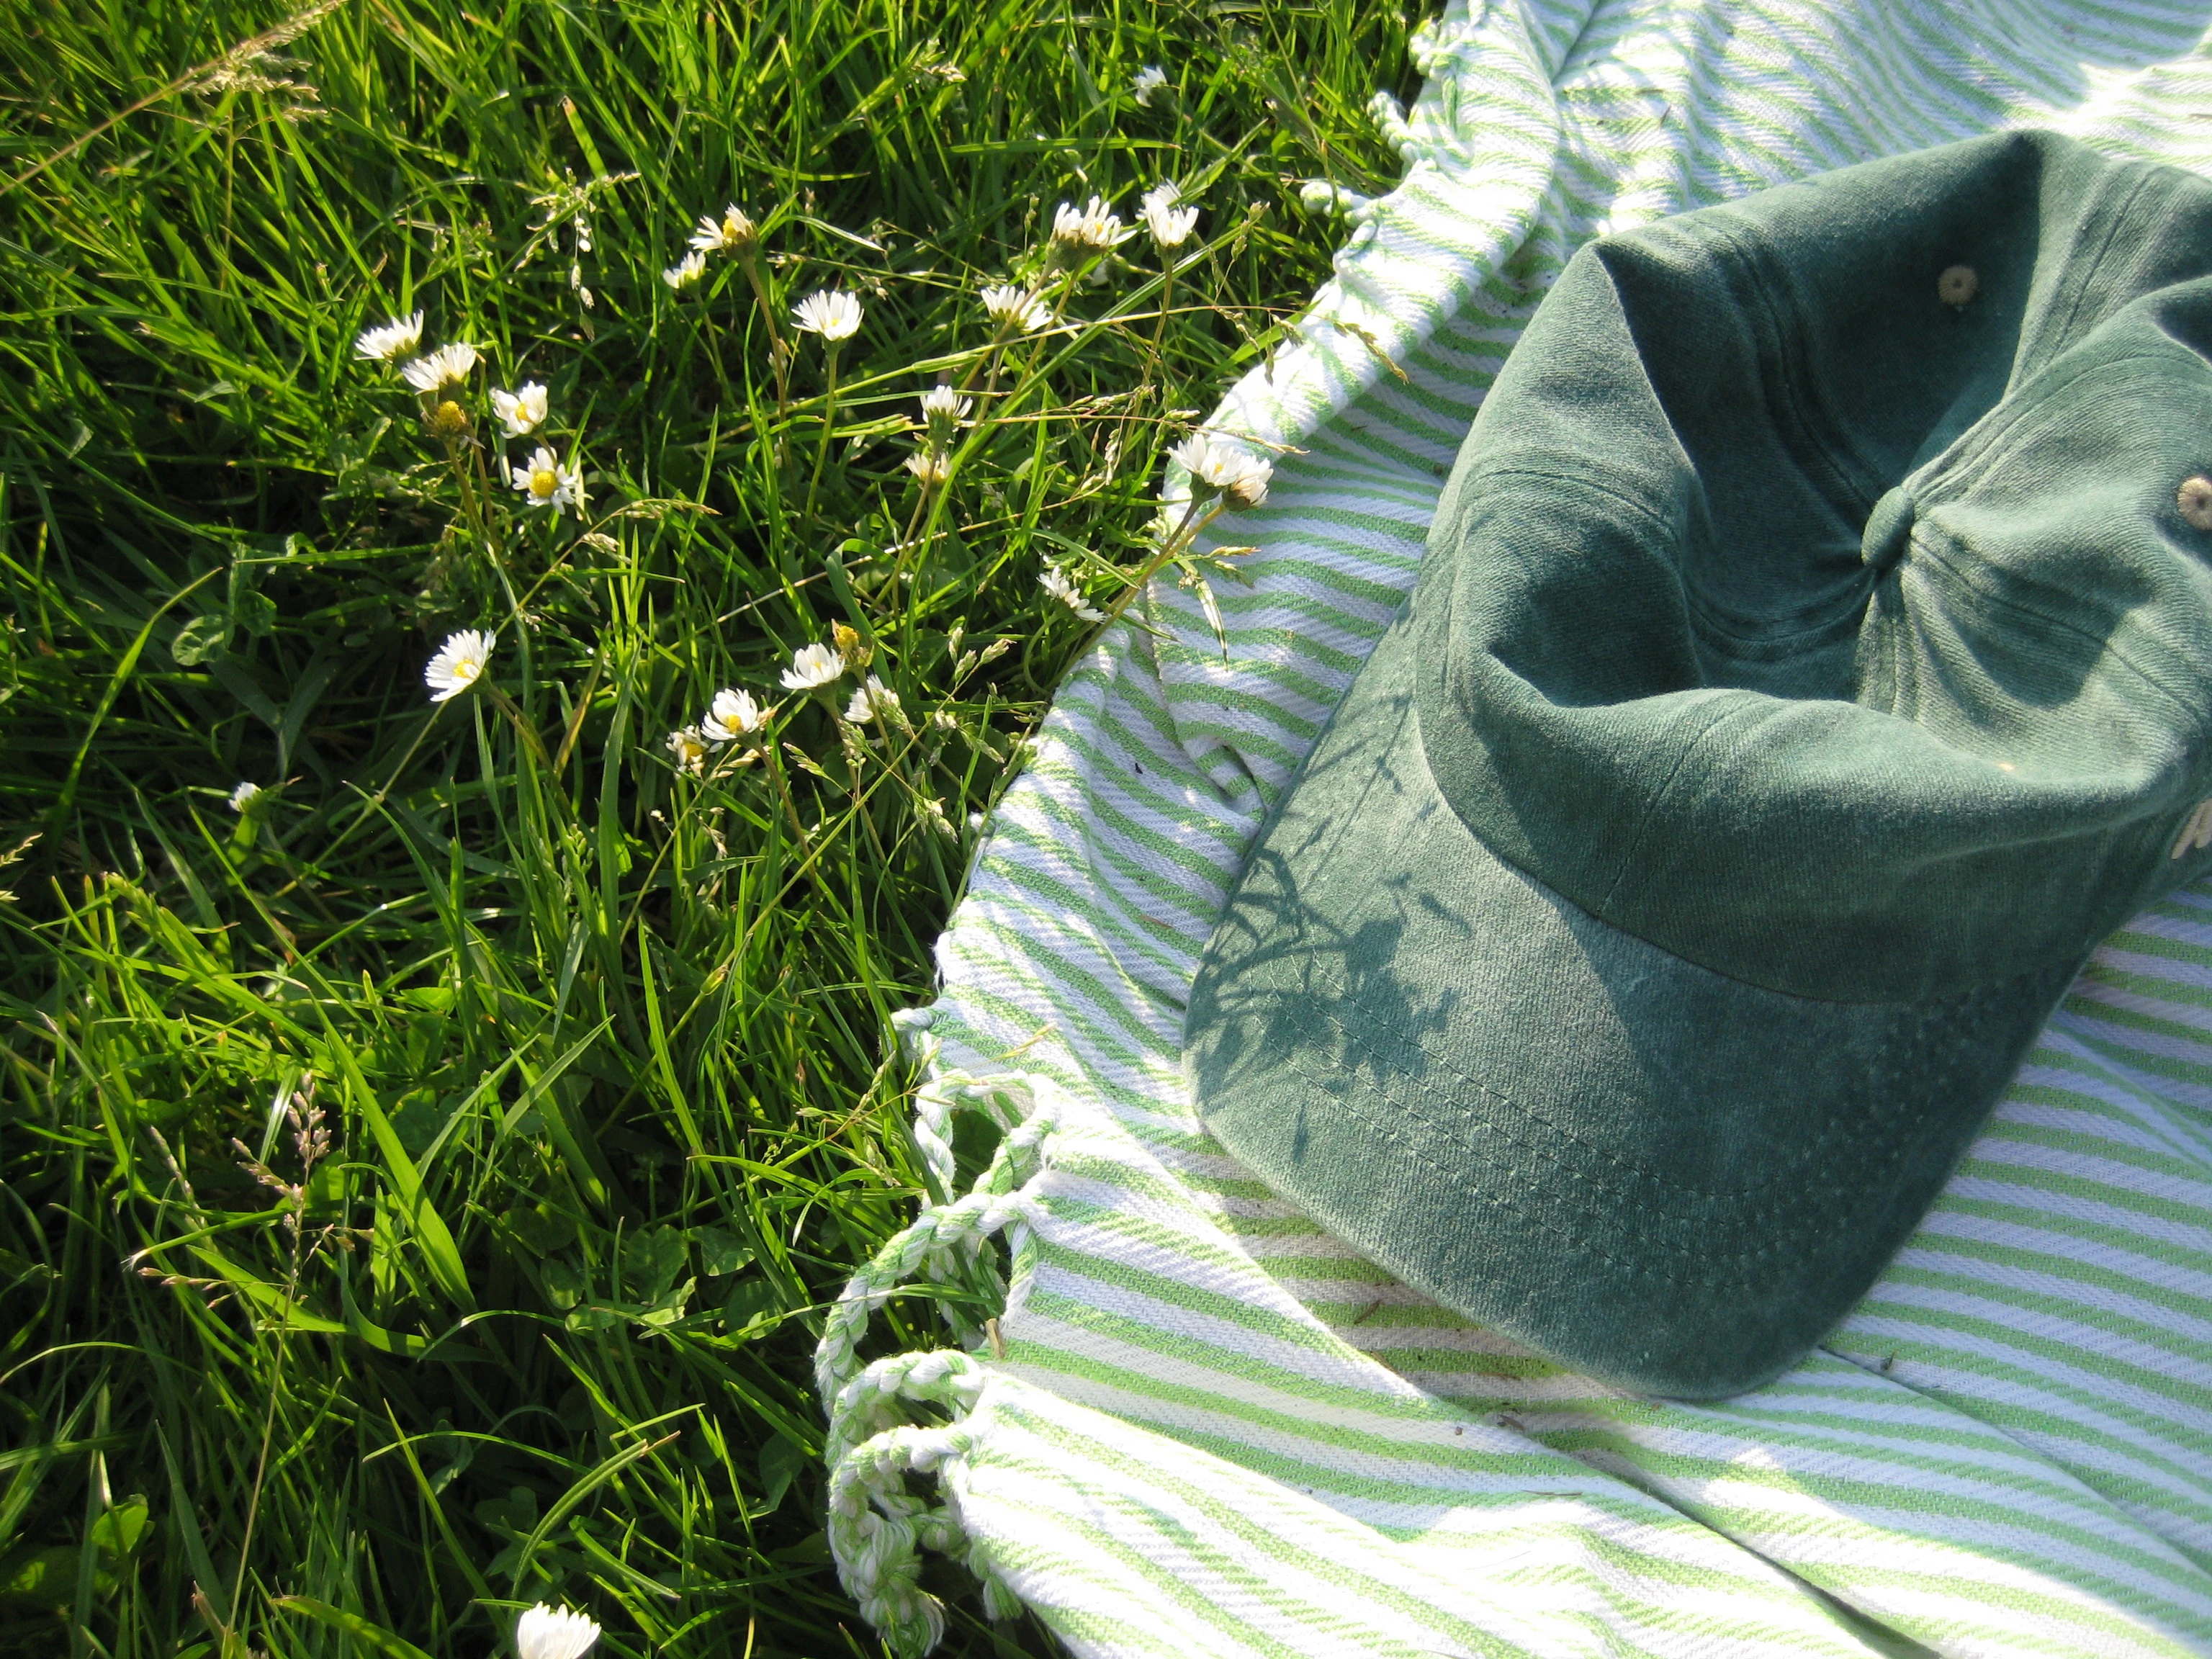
1184 609 2078 1398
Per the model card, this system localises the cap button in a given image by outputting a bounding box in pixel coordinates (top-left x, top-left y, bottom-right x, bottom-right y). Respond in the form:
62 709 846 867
1938 264 1979 307
1861 485 1915 575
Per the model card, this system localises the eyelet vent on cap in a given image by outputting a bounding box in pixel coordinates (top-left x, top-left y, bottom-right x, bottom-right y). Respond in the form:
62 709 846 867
1937 264 1979 306
2180 475 2212 531
2172 798 2212 860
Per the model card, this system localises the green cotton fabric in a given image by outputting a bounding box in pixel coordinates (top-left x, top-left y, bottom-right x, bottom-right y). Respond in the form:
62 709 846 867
1184 131 2212 1399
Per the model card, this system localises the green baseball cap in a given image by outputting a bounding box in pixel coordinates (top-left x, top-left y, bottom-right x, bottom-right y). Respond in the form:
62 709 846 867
1183 130 2212 1399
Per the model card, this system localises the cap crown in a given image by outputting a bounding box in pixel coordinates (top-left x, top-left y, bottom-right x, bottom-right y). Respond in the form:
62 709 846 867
1419 131 2212 1002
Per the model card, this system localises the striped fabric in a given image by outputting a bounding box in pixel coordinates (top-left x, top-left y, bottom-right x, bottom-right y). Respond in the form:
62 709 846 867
817 3 2212 1655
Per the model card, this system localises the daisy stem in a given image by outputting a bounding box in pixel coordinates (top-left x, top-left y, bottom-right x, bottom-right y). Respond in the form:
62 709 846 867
438 419 501 570
900 485 930 554
763 737 811 847
965 311 1022 400
1092 495 1220 632
485 684 553 771
804 343 841 518
223 1106 323 1658
737 247 789 415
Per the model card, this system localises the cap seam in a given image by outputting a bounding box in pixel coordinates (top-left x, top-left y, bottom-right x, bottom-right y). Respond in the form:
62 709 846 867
1452 459 1680 538
1902 529 2212 752
1911 348 2182 495
1592 703 1731 921
1459 462 1874 655
1687 213 1887 518
1681 585 1871 652
2038 166 2161 380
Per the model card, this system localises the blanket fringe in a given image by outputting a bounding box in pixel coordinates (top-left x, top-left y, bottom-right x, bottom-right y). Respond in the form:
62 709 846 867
813 1046 1057 1656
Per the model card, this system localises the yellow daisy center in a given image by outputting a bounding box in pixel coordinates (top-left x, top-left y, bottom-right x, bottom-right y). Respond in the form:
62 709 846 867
530 467 558 498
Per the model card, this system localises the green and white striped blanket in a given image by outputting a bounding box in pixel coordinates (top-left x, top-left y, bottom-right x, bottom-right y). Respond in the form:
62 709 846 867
815 3 2212 1655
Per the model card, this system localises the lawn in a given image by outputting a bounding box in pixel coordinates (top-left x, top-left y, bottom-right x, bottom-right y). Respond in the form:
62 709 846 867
0 1 1414 1653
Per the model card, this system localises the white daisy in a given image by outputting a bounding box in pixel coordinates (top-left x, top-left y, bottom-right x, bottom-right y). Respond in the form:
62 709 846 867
1170 433 1272 509
490 381 548 438
979 283 1052 334
791 289 863 341
701 687 770 743
516 1604 601 1659
688 204 757 254
354 311 424 362
665 725 708 772
842 674 900 724
1048 194 1134 256
1131 66 1169 107
779 642 845 691
904 450 950 488
1040 566 1105 622
1218 457 1272 509
1140 181 1199 249
662 249 707 290
919 385 971 436
400 342 479 393
228 781 263 812
510 445 584 514
423 629 494 703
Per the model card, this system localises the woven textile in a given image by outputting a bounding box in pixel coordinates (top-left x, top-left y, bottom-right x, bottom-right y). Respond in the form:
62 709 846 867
815 4 2212 1655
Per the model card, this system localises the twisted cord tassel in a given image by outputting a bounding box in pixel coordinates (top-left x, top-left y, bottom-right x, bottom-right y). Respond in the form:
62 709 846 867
813 1073 1058 1655
909 1065 1035 1200
1299 12 1490 224
812 1091 1054 1409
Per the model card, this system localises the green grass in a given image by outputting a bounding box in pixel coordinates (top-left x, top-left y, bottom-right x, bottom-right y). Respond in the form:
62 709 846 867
0 1 1412 1653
